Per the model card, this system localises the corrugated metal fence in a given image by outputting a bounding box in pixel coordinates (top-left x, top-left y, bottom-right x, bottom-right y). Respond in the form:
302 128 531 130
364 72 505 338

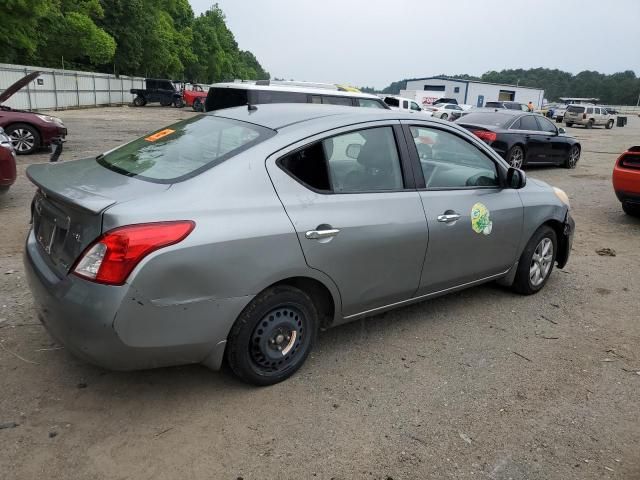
0 63 144 111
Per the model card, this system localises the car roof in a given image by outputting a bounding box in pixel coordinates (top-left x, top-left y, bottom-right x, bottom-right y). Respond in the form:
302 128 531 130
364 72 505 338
210 82 381 100
464 108 525 116
210 103 445 131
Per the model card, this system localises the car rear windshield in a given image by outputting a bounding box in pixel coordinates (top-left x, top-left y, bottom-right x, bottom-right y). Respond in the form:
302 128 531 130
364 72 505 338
567 106 585 113
456 112 512 127
98 115 274 183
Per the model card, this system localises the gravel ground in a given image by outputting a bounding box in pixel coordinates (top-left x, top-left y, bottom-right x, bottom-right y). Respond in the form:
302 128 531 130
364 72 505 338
0 106 638 480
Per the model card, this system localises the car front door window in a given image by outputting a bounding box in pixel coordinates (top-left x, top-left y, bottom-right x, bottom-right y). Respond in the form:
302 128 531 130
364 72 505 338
409 126 498 188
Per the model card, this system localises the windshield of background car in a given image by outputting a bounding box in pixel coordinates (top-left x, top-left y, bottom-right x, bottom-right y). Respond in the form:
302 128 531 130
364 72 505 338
567 106 585 113
457 113 512 127
98 116 274 183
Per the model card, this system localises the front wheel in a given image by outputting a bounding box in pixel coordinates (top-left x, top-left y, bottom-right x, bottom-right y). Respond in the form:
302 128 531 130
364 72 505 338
506 145 525 168
565 122 573 127
564 145 580 169
174 97 184 108
6 123 40 155
440 113 448 120
606 119 614 129
192 98 204 112
512 226 557 295
226 285 318 386
586 120 594 129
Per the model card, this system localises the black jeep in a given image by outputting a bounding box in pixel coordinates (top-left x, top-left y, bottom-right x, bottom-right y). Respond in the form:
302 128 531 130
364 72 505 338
130 79 184 108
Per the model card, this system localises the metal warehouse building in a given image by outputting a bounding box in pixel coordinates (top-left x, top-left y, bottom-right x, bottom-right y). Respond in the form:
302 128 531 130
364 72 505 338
402 76 545 108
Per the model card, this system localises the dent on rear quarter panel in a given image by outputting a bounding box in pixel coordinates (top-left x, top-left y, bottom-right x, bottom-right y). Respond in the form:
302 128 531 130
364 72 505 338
106 142 339 346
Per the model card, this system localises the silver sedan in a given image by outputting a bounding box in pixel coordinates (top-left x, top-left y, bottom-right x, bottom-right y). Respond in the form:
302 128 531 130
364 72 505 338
24 104 574 385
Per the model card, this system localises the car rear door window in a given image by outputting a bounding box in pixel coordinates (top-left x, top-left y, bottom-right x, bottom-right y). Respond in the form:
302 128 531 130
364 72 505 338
256 90 308 104
409 126 499 189
99 116 273 183
536 116 557 133
520 115 540 131
358 98 386 109
586 107 594 114
322 96 353 106
403 100 409 109
278 127 405 193
510 118 522 129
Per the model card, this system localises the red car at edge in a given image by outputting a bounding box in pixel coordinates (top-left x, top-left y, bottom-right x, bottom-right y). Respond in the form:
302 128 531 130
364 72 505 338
612 146 640 216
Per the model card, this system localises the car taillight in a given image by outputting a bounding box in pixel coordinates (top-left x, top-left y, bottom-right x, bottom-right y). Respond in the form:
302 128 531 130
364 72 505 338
72 221 195 285
619 153 640 170
471 130 497 144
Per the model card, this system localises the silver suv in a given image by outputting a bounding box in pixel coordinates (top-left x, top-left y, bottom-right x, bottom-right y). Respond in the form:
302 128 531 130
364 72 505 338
564 104 614 129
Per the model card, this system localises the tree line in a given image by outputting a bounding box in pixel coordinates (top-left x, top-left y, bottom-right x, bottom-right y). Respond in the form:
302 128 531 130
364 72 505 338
1 0 269 83
366 68 640 105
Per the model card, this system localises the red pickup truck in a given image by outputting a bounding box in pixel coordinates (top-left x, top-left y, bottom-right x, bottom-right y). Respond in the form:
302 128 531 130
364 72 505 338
182 84 209 112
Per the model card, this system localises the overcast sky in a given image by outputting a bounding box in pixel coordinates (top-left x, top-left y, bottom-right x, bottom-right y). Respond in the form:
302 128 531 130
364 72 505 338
189 0 640 89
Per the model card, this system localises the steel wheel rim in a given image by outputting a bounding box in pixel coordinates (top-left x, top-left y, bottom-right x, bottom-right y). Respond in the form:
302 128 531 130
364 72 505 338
530 237 553 287
250 305 305 372
569 146 579 167
10 129 35 152
510 148 524 168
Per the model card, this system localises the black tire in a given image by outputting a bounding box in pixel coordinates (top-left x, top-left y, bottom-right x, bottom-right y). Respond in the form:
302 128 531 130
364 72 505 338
512 226 558 295
565 122 573 127
160 97 172 107
192 98 204 112
564 145 580 169
226 285 318 386
174 97 184 108
605 119 614 129
0 185 9 195
6 123 40 155
133 96 146 107
440 113 448 120
586 119 594 129
622 202 640 217
506 145 525 168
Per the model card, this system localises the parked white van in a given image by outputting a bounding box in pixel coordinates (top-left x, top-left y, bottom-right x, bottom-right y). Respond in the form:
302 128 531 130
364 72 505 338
382 95 432 115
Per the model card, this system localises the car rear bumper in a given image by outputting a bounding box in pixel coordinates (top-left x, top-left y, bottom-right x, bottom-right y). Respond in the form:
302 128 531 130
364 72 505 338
24 229 251 371
0 150 16 187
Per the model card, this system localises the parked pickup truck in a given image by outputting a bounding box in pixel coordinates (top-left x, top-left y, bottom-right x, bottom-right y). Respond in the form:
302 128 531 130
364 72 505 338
130 79 184 108
183 84 209 112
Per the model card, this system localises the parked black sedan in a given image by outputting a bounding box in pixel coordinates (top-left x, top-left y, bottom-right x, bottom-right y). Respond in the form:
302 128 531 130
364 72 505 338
455 110 581 169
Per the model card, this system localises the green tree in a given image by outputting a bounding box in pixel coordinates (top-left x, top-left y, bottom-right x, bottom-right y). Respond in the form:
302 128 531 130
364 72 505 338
0 0 52 63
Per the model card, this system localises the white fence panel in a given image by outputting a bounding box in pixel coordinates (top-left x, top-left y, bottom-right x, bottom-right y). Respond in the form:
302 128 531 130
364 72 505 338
0 62 146 110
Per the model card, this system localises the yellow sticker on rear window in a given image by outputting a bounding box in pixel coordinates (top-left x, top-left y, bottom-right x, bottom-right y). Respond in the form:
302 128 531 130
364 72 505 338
145 128 175 142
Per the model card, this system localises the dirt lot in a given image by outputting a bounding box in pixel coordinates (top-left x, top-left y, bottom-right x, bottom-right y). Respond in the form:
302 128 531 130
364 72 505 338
0 106 638 480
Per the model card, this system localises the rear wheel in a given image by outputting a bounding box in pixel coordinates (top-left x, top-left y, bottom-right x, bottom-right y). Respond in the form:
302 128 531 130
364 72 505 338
192 98 204 112
622 202 640 217
133 96 146 107
512 226 557 295
606 119 614 129
226 285 318 386
586 119 594 129
506 145 525 168
440 113 448 120
564 145 580 169
6 123 40 155
565 122 573 127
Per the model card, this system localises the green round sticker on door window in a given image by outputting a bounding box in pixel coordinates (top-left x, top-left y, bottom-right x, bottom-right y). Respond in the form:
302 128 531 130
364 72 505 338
471 202 493 235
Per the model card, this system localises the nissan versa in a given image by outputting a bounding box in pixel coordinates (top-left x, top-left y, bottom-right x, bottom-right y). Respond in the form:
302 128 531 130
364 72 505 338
24 104 574 385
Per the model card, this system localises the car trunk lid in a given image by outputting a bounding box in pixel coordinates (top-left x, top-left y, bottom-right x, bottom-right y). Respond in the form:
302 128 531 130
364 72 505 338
27 158 169 275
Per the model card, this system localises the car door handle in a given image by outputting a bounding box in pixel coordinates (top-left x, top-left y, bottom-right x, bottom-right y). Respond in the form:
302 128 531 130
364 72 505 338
437 213 461 223
305 228 340 239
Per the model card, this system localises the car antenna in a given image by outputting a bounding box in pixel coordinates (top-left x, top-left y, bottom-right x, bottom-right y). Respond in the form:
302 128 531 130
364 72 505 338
247 103 258 112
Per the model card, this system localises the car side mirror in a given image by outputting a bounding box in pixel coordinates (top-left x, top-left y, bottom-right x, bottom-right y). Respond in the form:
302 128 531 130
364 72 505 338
346 144 362 159
558 127 566 135
506 167 526 189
